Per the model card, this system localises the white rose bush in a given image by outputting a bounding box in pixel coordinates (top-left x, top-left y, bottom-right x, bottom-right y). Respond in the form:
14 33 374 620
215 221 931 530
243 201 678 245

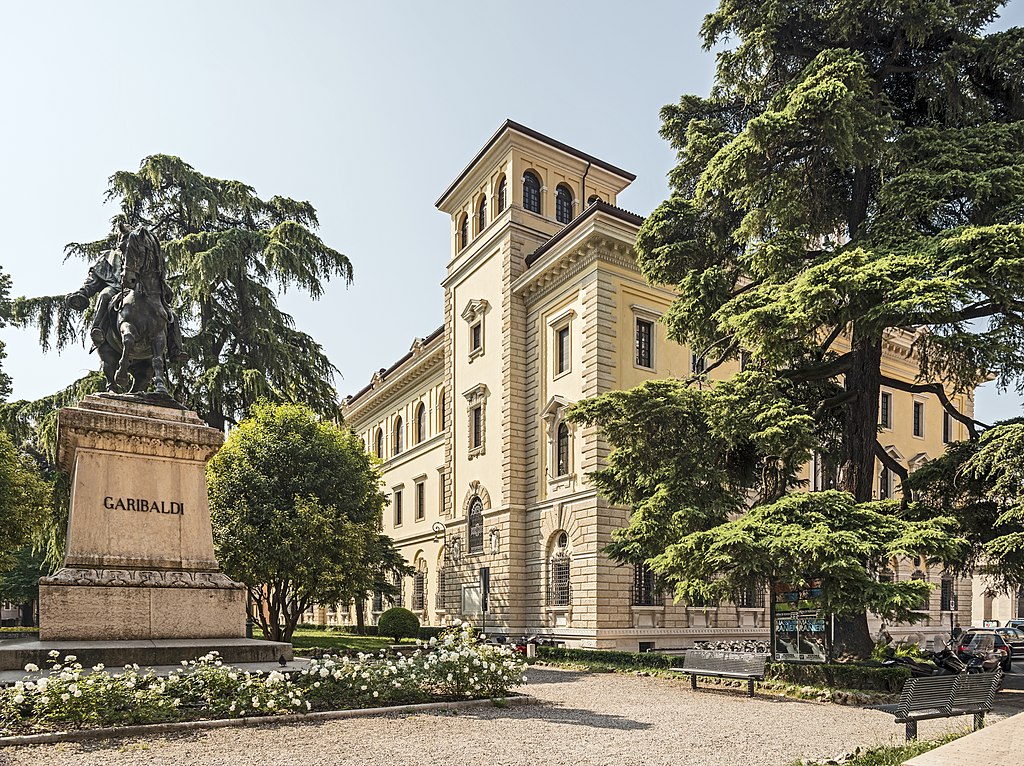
0 623 526 736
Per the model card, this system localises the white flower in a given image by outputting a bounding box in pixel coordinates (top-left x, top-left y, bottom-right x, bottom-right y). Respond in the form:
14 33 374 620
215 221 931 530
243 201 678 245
61 693 70 702
372 691 379 698
48 650 60 658
64 655 77 663
74 690 83 698
93 663 105 672
23 663 39 673
13 694 25 704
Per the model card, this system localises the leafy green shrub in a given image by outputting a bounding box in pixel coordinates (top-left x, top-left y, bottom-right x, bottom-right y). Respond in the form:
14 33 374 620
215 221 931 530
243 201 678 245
377 607 420 643
766 661 910 693
537 646 674 670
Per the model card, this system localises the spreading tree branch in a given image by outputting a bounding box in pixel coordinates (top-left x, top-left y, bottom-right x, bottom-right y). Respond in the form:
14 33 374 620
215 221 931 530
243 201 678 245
782 353 852 382
878 375 988 438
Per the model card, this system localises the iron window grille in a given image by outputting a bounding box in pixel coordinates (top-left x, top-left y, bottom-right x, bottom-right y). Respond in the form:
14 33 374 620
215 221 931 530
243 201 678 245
436 566 447 609
555 185 573 224
632 563 660 606
468 497 484 554
635 319 653 368
412 571 426 611
523 172 541 214
940 577 954 611
737 583 765 609
550 556 570 606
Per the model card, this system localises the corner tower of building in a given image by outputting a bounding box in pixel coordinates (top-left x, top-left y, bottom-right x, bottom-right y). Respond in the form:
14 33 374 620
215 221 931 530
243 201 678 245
435 120 635 632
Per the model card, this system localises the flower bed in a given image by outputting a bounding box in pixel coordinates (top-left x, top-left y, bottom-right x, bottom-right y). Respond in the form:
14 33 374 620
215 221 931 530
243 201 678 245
0 622 526 737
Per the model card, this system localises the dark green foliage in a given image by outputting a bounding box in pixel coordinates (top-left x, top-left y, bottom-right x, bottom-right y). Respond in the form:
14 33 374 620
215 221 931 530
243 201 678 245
0 548 50 626
0 430 50 574
13 155 351 430
535 646 910 692
207 402 408 643
765 661 910 694
580 0 1024 657
0 265 13 402
376 608 420 643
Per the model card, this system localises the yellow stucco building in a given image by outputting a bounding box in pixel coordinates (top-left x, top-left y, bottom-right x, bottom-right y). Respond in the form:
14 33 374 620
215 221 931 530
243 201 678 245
332 121 985 650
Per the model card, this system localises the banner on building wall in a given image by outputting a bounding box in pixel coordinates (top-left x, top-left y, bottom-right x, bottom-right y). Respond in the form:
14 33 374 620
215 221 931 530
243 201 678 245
772 581 828 663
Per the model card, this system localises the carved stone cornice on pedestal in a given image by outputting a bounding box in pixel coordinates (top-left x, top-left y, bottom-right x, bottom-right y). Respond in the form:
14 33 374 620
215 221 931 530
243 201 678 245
41 567 244 590
57 394 223 472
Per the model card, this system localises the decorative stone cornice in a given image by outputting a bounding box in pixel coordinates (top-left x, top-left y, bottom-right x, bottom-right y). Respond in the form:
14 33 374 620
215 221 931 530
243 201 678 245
41 567 244 590
57 395 224 473
343 335 444 426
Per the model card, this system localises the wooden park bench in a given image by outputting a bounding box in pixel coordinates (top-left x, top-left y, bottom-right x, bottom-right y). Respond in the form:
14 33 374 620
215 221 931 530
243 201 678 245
874 671 1002 740
670 649 769 697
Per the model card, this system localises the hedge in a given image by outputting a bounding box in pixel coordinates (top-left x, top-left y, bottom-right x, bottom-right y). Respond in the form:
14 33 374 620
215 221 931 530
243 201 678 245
536 646 910 692
332 625 445 640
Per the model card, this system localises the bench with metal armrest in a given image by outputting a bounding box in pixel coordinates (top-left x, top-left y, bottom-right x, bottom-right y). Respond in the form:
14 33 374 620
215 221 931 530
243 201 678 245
873 671 1002 740
670 649 769 697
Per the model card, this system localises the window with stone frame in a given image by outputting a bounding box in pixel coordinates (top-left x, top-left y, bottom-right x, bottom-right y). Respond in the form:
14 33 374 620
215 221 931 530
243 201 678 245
372 590 384 613
464 383 488 458
496 176 507 213
438 389 446 431
555 423 570 477
940 576 955 612
880 391 893 429
913 400 925 437
415 402 427 444
878 465 892 500
555 184 573 224
555 325 570 375
523 171 541 214
459 213 469 250
632 563 659 606
393 416 404 455
462 299 489 361
943 411 953 443
468 497 484 554
549 532 571 606
375 428 384 459
737 583 766 609
635 318 653 369
436 562 447 609
691 352 706 374
415 479 426 521
412 563 427 611
477 196 487 234
393 488 403 526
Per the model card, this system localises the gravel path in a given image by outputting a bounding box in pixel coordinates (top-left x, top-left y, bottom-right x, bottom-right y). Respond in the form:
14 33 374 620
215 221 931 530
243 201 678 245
0 667 986 766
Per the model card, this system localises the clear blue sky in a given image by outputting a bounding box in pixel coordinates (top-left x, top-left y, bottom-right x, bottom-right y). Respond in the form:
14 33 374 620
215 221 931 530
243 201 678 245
1 0 1022 423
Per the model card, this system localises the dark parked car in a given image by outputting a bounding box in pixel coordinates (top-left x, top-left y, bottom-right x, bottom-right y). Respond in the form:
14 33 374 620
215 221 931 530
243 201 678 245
958 628 1013 672
995 626 1024 660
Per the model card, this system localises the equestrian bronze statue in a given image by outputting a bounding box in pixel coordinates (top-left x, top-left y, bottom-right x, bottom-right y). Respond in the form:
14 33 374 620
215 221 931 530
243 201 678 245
66 224 185 398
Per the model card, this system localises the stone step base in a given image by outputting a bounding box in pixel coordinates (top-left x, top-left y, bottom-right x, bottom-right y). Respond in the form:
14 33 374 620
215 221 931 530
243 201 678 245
0 637 292 672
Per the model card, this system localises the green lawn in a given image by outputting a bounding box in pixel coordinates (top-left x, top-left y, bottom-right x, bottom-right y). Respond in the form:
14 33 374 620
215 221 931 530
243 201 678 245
256 627 394 654
789 731 967 766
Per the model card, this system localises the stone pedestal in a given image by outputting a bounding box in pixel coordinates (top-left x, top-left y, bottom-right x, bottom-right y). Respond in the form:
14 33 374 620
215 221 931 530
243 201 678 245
0 394 291 670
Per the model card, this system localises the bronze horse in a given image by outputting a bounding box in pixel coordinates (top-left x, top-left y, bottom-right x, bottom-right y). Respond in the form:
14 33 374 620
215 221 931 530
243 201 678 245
95 226 172 396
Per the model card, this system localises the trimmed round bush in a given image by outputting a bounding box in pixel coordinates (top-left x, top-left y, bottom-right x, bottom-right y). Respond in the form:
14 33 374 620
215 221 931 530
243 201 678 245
377 607 420 643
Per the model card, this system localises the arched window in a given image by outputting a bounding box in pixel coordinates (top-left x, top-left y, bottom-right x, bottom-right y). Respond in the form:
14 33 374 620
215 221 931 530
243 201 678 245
587 194 602 205
549 532 570 606
556 422 570 477
438 390 446 431
879 465 891 499
412 560 427 612
459 214 469 250
496 176 507 213
415 402 427 444
393 416 404 455
468 497 484 554
523 171 541 214
375 428 384 459
555 185 573 224
477 196 487 233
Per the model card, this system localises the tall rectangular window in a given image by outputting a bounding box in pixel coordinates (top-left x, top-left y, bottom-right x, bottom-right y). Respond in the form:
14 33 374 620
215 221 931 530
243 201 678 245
879 467 891 500
943 412 953 443
940 577 954 612
415 481 425 521
880 392 892 429
471 322 482 352
394 490 403 526
471 405 483 449
635 319 653 368
556 326 570 374
913 401 924 437
691 353 706 374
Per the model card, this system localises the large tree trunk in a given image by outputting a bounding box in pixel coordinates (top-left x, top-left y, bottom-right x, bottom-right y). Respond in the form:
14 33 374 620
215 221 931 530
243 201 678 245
832 322 884 659
355 596 366 635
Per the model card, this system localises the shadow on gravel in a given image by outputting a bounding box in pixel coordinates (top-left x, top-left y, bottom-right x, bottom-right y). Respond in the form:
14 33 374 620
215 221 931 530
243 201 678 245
458 701 652 731
524 667 592 685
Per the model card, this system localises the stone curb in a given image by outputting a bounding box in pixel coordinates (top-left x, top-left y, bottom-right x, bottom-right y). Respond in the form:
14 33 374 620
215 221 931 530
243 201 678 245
0 694 539 747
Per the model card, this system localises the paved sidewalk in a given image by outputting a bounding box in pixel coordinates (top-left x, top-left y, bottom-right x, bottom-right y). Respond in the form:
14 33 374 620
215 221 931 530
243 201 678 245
904 712 1023 765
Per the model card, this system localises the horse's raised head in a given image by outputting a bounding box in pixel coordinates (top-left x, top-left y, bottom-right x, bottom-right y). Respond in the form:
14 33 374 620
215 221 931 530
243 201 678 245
121 226 164 284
